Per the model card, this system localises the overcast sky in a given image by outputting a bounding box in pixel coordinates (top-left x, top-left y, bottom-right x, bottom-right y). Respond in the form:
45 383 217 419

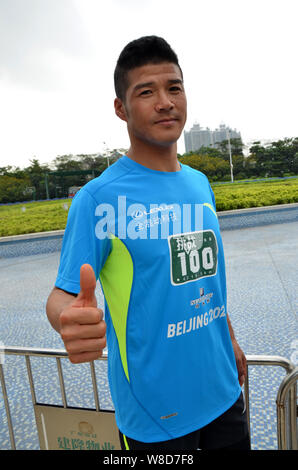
0 0 297 169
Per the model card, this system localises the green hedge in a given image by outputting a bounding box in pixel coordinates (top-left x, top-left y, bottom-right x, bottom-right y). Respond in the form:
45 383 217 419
0 178 297 237
213 179 298 211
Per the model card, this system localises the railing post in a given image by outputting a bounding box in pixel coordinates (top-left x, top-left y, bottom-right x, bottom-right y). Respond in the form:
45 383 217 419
56 357 67 408
276 368 298 450
244 364 251 440
0 362 16 449
25 355 37 405
90 361 100 412
289 382 297 449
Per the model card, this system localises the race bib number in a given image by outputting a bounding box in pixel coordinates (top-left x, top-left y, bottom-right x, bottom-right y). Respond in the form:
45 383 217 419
168 230 218 285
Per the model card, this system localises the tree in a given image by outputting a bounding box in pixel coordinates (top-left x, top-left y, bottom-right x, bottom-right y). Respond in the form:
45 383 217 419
179 154 230 181
0 165 26 179
0 175 31 203
215 138 244 158
248 138 298 177
185 147 222 158
24 158 51 200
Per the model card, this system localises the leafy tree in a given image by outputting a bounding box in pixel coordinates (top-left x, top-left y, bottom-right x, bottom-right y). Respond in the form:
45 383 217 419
179 154 230 181
248 138 298 177
23 159 51 200
1 137 297 204
185 147 222 158
293 153 298 174
0 175 31 203
214 138 244 158
0 165 26 179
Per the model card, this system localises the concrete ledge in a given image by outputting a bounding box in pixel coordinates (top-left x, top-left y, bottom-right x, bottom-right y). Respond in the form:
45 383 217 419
0 230 65 243
217 202 298 216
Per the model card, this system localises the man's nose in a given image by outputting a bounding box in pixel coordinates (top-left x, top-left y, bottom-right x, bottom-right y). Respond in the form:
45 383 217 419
155 92 174 112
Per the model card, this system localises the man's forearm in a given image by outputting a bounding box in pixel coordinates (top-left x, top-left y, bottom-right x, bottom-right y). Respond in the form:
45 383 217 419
226 313 236 342
46 287 77 333
227 313 247 386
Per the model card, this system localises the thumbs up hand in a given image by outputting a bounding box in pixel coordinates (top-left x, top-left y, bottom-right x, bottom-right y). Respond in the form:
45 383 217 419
59 264 106 364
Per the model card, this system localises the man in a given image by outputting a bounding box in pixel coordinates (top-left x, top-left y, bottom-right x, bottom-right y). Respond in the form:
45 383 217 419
46 36 250 450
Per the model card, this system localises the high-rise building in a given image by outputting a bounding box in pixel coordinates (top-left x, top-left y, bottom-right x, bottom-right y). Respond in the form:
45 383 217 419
184 123 241 153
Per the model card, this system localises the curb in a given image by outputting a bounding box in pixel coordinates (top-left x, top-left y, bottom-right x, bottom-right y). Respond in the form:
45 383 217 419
217 202 298 216
0 230 65 243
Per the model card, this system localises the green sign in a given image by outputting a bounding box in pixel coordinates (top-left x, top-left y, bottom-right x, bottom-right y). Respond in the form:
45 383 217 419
168 230 218 285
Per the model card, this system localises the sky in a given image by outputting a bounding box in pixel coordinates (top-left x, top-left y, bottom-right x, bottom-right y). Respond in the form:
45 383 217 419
0 0 297 169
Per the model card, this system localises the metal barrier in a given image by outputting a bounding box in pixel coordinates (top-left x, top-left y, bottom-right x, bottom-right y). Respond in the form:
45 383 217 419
0 346 297 450
243 355 297 450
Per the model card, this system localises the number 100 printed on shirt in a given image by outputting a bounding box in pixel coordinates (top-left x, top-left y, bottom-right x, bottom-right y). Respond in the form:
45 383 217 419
168 230 218 285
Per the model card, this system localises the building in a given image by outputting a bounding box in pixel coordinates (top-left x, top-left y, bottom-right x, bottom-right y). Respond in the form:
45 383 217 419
184 123 242 153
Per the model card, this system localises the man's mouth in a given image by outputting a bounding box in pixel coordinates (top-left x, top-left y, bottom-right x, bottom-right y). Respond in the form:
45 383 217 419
155 118 179 125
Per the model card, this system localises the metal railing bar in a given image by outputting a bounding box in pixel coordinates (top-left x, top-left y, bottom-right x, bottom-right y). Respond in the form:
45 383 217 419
0 363 16 450
25 356 36 406
0 348 291 369
276 368 298 450
3 346 68 358
246 356 297 450
56 357 67 408
90 361 100 412
246 355 295 374
2 345 108 361
277 368 298 405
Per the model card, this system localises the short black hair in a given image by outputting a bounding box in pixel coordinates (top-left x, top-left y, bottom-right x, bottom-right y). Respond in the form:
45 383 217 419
114 35 183 102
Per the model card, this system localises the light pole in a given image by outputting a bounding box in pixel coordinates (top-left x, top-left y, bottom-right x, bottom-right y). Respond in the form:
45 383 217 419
226 128 234 183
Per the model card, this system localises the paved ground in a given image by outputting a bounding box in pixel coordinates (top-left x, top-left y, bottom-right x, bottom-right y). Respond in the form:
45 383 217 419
0 205 297 450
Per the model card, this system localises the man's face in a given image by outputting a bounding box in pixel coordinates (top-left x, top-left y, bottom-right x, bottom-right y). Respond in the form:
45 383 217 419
115 62 187 149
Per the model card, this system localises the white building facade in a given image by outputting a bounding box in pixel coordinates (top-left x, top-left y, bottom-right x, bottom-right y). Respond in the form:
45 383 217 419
184 123 241 153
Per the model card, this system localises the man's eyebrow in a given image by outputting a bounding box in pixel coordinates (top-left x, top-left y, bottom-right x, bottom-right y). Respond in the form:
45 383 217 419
168 79 183 86
133 78 184 92
133 81 154 92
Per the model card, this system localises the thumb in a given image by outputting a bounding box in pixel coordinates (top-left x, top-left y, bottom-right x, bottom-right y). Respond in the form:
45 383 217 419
73 264 97 308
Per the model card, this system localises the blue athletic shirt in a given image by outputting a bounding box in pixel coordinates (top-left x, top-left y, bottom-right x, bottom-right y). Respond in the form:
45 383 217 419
55 155 241 442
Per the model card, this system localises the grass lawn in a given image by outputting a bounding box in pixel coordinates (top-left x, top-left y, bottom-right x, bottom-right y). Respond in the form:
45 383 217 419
0 178 297 237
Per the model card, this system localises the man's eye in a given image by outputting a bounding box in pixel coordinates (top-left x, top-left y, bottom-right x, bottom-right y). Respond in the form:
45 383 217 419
169 86 181 92
140 90 152 96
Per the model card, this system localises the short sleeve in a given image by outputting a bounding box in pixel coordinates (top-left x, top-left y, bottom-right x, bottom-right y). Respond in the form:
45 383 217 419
55 187 111 294
208 181 217 211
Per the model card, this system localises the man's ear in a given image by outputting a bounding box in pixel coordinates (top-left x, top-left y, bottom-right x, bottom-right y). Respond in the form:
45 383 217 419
114 98 128 122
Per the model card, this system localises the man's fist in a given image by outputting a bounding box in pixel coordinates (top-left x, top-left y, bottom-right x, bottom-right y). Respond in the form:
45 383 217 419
59 264 106 364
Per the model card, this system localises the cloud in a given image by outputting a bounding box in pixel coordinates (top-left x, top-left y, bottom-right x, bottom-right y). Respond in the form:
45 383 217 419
0 0 92 90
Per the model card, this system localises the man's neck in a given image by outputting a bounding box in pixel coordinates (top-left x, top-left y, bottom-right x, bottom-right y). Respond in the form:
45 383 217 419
126 142 180 172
